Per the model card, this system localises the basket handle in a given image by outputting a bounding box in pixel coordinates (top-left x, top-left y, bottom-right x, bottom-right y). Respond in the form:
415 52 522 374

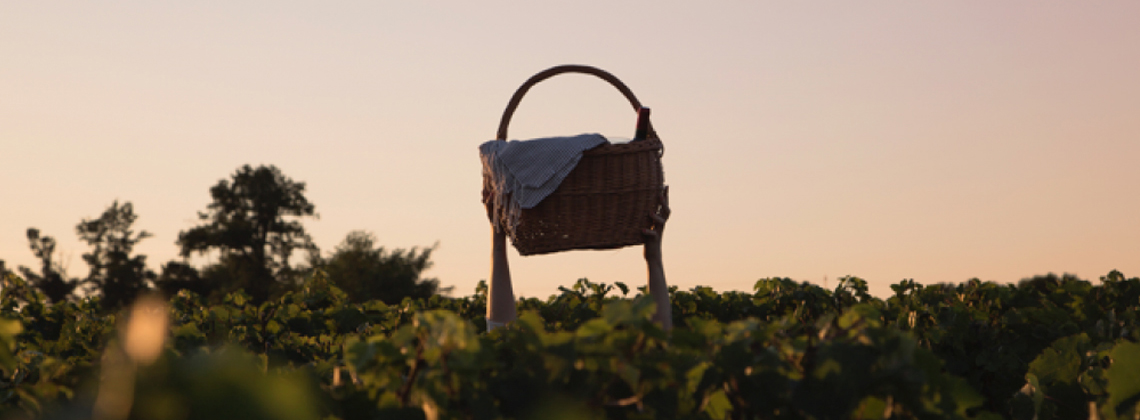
496 64 657 141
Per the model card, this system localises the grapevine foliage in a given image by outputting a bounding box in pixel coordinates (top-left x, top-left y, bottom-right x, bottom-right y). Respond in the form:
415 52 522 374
2 271 1140 419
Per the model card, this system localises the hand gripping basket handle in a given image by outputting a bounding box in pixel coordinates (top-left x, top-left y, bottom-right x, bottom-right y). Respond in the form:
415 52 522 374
496 64 657 141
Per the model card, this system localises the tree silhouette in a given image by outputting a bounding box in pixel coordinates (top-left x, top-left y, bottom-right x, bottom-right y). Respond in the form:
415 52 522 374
154 260 217 298
0 260 11 282
311 231 448 304
18 229 80 303
178 164 317 302
77 200 156 310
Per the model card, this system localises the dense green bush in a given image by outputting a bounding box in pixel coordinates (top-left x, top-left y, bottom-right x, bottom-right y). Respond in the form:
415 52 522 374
1 270 1139 419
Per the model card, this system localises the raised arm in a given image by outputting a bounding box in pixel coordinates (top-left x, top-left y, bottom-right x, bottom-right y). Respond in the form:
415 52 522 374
643 187 672 331
485 187 517 329
487 227 517 327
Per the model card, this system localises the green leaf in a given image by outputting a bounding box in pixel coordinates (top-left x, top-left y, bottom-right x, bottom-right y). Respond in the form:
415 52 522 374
0 318 22 337
703 389 731 420
0 318 22 373
1025 334 1092 419
853 396 888 420
838 304 882 330
576 319 612 340
602 300 634 325
1104 341 1140 420
173 322 207 347
266 320 282 335
1029 333 1088 386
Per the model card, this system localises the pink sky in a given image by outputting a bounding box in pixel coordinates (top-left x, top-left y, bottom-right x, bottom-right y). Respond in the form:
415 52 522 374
2 2 1138 298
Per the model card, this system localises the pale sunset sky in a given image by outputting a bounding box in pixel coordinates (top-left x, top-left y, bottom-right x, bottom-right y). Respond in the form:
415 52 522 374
2 2 1138 298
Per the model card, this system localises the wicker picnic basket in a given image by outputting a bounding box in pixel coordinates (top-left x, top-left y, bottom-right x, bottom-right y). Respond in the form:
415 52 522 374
487 64 666 256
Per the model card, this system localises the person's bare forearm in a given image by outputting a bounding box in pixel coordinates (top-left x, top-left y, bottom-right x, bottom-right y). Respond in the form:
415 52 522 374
487 229 517 324
639 186 672 331
646 252 672 331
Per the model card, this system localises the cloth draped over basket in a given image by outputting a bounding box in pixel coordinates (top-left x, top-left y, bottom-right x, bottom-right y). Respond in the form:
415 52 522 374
482 64 666 256
480 133 609 239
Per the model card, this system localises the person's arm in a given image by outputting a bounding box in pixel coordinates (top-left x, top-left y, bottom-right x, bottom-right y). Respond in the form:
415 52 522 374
643 187 672 331
486 227 517 326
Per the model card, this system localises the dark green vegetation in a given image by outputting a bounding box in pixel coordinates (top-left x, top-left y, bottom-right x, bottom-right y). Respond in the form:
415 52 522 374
3 163 1138 418
2 270 1139 420
0 164 444 312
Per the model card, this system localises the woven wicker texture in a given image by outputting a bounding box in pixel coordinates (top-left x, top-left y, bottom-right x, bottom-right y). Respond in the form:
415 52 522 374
488 65 665 256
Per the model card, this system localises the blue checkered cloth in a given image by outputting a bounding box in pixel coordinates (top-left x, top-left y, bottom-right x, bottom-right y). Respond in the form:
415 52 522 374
480 133 608 234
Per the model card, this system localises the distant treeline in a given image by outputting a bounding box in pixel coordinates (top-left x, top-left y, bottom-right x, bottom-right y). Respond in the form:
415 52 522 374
0 164 447 312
